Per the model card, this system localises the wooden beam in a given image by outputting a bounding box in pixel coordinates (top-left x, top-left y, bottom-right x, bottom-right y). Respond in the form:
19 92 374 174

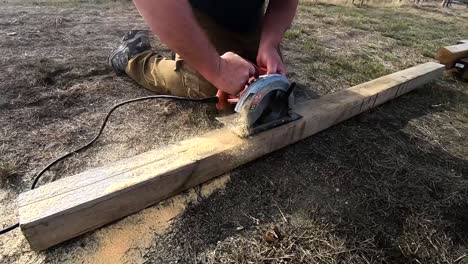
436 43 468 69
18 62 444 251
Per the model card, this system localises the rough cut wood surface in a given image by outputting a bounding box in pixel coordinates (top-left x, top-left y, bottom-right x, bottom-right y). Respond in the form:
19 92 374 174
18 62 444 251
436 43 468 69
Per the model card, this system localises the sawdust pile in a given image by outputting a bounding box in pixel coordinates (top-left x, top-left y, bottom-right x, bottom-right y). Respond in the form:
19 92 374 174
76 174 231 264
171 129 247 167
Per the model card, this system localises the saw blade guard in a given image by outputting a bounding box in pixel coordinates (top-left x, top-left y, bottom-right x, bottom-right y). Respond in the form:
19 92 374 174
234 74 295 128
234 74 290 113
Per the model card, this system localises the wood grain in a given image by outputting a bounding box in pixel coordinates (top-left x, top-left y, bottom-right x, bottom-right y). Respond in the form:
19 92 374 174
436 43 468 69
18 62 444 251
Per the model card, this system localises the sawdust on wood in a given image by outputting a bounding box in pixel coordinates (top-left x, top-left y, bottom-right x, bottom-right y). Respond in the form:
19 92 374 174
229 115 251 138
216 111 251 138
77 174 231 264
101 130 244 194
105 130 244 191
174 129 247 163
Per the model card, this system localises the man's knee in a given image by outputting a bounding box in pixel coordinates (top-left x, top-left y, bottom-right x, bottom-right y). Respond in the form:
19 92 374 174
170 58 217 98
127 51 216 98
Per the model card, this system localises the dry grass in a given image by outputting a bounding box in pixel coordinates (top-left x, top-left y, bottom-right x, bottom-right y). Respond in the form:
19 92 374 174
143 81 467 264
0 1 467 264
207 218 377 263
0 161 19 189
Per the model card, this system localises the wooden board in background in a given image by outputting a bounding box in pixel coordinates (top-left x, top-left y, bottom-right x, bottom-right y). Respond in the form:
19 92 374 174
436 43 468 69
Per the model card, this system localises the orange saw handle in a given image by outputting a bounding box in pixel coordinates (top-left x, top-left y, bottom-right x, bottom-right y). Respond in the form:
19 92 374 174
216 65 267 110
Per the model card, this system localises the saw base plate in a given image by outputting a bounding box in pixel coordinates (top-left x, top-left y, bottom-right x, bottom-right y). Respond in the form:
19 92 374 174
217 112 302 138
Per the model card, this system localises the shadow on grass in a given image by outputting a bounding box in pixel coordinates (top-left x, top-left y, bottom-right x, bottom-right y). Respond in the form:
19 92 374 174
147 81 468 263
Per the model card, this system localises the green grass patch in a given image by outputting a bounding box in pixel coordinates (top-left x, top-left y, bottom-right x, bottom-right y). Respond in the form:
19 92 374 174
382 52 399 62
300 36 389 86
285 29 302 40
302 38 333 62
326 55 388 85
306 4 467 57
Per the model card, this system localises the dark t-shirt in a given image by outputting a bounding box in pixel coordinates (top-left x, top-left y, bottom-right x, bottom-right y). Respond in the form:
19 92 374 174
189 0 265 33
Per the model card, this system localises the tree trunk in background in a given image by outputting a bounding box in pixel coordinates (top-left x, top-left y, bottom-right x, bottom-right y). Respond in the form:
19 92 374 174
441 0 453 7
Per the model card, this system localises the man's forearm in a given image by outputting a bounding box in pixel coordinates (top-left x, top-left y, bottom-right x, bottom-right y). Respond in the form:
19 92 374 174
132 0 219 81
260 0 299 49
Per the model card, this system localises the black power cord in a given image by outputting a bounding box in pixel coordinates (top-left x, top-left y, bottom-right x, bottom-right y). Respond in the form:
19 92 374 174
0 95 218 235
0 223 19 236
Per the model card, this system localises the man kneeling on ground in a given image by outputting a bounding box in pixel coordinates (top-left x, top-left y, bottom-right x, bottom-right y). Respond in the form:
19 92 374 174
108 0 298 100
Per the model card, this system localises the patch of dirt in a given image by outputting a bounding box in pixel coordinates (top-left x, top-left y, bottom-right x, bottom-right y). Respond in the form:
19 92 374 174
0 1 467 264
66 175 230 264
0 2 219 263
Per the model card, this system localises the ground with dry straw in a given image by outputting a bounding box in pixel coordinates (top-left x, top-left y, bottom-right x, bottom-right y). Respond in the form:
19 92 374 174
0 0 467 263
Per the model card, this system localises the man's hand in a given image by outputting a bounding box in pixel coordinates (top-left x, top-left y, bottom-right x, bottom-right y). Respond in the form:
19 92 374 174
208 52 256 95
257 0 298 76
257 44 285 75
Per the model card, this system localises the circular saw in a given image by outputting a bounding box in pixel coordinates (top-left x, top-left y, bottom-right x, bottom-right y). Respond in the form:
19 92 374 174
217 74 302 137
